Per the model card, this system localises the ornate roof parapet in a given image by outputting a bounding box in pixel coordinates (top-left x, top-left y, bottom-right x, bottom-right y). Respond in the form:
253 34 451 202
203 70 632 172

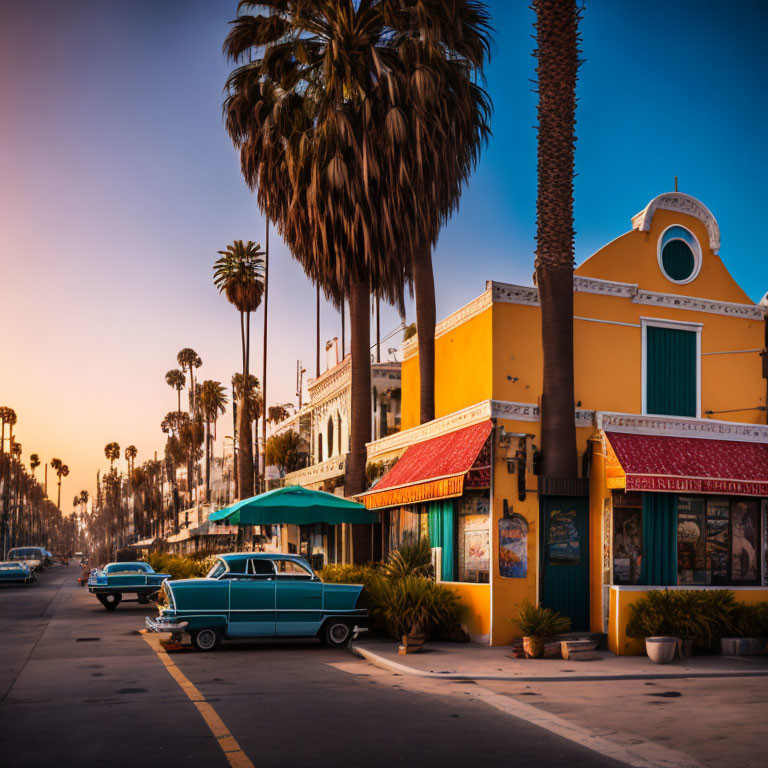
307 354 351 405
631 192 721 253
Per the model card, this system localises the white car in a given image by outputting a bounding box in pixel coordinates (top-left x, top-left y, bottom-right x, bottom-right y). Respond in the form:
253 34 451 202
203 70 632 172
8 547 47 571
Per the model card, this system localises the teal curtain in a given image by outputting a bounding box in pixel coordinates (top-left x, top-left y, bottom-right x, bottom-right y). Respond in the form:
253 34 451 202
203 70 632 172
646 326 697 417
427 500 455 582
639 493 678 586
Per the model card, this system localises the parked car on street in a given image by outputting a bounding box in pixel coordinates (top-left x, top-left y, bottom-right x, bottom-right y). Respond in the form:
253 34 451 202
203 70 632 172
8 547 47 571
88 561 170 610
0 560 34 584
145 553 368 651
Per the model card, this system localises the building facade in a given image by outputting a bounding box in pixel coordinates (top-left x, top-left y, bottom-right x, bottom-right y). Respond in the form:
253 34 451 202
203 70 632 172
363 192 768 650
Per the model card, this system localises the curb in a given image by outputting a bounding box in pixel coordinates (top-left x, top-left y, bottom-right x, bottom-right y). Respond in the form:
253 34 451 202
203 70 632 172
349 643 768 683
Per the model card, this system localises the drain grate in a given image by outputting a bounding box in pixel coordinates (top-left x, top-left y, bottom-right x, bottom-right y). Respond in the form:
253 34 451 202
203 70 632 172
76 637 101 642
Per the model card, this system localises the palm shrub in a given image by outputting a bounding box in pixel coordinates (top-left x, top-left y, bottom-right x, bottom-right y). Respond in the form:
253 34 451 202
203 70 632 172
732 602 768 638
626 589 737 646
381 537 434 580
318 564 379 591
367 575 459 641
145 553 209 580
511 599 571 638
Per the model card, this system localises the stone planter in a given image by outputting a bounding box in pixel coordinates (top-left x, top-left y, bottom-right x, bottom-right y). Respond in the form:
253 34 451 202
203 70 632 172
645 636 679 664
720 637 767 656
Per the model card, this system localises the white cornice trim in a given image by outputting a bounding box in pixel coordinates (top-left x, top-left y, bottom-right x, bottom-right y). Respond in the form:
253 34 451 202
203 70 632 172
631 192 720 254
632 290 763 319
283 453 349 485
307 355 351 404
366 401 494 458
597 412 768 444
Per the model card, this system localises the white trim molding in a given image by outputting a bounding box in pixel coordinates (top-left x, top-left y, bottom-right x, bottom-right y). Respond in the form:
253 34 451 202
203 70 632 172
596 411 768 444
641 317 702 419
631 192 721 254
632 289 763 320
283 453 349 486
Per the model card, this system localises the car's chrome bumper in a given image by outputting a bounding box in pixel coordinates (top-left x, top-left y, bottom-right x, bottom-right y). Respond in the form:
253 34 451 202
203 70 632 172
145 615 189 633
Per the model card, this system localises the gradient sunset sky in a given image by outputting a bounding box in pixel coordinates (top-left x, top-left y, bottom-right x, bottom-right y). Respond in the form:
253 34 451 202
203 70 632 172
1 0 767 505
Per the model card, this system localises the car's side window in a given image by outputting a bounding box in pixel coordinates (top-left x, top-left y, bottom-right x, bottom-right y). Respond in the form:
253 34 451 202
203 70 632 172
274 559 313 579
227 559 248 574
248 559 276 577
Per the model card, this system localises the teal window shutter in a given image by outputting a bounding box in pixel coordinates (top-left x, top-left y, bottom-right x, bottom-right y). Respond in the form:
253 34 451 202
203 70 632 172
639 493 678 585
646 326 697 417
428 500 455 581
661 240 695 281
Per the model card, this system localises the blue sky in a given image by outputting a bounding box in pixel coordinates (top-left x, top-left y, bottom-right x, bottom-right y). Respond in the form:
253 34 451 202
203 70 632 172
1 0 766 497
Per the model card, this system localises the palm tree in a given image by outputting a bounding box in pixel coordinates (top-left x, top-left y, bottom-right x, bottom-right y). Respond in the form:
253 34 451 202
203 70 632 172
199 380 228 502
213 241 266 499
223 4 410 494
125 445 137 478
222 1 491 487
177 349 202 415
4 408 16 456
104 442 120 469
50 459 69 511
0 406 10 453
533 0 581 480
29 453 40 479
165 369 186 412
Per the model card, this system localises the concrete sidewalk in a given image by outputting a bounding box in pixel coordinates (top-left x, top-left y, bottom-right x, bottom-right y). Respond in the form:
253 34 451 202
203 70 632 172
350 639 768 682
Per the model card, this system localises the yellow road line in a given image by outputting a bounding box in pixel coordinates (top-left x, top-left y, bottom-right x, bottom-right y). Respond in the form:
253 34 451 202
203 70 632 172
141 633 254 768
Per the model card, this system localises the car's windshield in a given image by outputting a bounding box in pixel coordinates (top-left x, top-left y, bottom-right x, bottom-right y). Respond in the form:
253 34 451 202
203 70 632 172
9 548 40 558
106 563 147 573
206 560 227 579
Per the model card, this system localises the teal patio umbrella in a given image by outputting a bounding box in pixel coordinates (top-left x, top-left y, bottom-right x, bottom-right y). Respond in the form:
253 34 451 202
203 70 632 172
208 485 379 526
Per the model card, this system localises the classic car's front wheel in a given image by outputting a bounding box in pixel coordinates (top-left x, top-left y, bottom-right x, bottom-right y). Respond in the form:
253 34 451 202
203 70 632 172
98 593 122 610
321 620 352 648
191 629 221 652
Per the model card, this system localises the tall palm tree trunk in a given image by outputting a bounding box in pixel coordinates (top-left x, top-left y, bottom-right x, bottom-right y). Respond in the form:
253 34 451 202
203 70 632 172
347 277 371 497
261 217 269 494
316 284 321 378
238 313 255 500
413 243 436 424
205 419 211 502
533 0 580 480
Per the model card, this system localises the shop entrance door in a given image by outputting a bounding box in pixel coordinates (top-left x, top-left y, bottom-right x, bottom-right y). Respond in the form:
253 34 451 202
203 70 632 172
540 496 589 630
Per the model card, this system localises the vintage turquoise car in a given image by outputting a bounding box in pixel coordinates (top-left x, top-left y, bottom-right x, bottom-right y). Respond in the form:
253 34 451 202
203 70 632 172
145 553 367 651
88 561 170 610
0 560 34 584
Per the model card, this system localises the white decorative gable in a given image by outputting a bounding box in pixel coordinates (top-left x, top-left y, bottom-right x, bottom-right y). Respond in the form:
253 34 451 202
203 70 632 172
631 192 721 254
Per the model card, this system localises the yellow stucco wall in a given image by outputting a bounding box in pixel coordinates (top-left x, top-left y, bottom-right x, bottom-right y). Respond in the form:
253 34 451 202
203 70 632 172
401 305 494 431
443 582 491 644
608 587 768 655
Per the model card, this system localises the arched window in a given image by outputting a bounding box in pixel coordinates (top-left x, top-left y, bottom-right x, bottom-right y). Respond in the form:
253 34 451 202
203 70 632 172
658 225 701 284
327 416 335 458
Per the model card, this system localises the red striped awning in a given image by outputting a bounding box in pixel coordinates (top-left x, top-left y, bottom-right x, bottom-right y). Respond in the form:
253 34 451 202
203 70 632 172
605 431 768 496
361 421 493 509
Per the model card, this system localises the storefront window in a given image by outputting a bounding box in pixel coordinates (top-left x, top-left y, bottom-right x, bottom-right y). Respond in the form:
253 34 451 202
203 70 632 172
387 506 420 552
611 491 765 587
457 492 490 583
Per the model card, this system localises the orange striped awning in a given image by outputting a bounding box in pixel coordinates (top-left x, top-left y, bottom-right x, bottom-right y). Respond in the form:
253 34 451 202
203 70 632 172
361 421 493 509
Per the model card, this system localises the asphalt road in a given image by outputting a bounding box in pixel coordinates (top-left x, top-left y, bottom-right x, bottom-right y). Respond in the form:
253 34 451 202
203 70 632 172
0 565 627 768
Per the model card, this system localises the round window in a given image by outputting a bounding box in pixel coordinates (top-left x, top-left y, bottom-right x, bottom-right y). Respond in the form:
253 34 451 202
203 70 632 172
658 226 700 284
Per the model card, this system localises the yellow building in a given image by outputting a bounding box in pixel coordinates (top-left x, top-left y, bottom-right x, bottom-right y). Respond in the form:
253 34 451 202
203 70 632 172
362 192 768 652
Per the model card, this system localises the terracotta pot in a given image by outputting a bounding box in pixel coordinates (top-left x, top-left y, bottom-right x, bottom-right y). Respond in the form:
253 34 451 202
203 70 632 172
646 636 679 664
523 636 545 659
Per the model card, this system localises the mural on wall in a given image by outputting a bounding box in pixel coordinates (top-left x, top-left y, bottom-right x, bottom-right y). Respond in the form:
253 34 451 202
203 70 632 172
613 507 642 585
548 509 580 565
458 494 490 583
464 529 490 573
499 514 528 578
731 500 759 582
677 497 707 584
706 498 730 585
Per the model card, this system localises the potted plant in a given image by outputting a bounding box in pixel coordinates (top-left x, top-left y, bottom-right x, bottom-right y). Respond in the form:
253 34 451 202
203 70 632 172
626 590 680 663
368 575 460 654
511 599 571 658
722 602 768 656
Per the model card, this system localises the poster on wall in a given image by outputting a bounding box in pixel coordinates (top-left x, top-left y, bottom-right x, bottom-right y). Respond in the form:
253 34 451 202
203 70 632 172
677 497 707 584
706 498 730 585
499 514 528 578
548 509 580 565
731 500 759 582
464 529 490 573
613 506 642 585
